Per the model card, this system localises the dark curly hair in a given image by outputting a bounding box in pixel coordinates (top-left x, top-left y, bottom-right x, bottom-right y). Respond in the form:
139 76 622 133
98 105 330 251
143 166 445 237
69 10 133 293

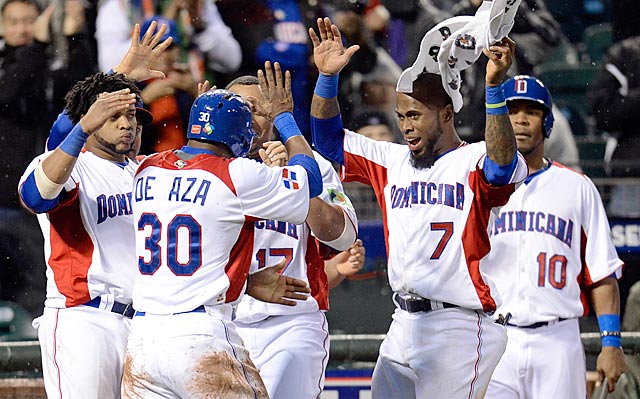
64 73 141 124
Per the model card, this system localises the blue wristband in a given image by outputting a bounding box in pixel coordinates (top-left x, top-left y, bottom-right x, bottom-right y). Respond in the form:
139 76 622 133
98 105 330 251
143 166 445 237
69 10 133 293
314 74 339 99
273 112 302 143
59 124 89 157
598 314 622 348
486 85 508 115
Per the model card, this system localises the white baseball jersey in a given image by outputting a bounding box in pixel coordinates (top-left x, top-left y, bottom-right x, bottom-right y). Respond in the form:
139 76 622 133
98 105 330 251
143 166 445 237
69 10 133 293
483 161 624 326
341 130 527 312
235 152 357 323
131 150 311 315
19 150 138 308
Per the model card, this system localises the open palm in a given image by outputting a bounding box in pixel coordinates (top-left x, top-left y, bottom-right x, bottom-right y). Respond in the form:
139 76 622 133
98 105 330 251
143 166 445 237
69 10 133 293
309 17 360 76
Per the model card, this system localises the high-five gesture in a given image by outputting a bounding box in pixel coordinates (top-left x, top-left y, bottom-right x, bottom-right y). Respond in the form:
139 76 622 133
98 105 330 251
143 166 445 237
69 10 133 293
112 21 174 82
247 61 292 122
309 17 360 76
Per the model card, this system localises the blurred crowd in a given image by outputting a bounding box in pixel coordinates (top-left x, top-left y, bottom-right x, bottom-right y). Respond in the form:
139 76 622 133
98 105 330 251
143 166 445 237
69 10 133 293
0 0 638 317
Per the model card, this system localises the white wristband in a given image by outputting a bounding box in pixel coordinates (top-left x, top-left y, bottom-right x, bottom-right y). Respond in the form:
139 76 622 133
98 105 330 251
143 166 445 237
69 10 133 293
319 209 357 252
34 163 64 200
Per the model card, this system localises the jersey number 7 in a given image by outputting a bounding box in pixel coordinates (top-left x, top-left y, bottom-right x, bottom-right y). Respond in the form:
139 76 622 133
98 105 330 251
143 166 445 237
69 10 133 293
430 222 453 259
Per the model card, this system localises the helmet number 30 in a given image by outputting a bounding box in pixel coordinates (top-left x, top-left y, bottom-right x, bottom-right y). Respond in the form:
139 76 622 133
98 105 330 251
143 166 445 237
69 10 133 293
198 112 210 122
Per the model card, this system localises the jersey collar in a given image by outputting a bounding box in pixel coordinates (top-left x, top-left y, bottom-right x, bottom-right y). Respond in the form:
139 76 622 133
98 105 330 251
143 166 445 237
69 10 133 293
178 146 218 156
524 158 552 184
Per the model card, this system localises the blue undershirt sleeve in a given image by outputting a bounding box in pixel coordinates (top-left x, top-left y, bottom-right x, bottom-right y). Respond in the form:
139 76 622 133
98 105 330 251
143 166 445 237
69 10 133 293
311 114 345 165
47 111 74 151
483 153 518 186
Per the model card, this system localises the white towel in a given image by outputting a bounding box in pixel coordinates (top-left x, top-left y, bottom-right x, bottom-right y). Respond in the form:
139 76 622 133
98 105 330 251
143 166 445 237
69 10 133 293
397 0 521 113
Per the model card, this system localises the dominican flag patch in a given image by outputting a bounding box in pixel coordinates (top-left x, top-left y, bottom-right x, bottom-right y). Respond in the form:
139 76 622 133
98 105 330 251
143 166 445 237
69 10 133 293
282 168 299 190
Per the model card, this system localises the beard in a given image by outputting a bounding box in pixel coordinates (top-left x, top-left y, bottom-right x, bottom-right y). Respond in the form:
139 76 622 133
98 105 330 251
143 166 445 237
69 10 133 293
410 151 435 169
409 124 442 170
94 133 133 155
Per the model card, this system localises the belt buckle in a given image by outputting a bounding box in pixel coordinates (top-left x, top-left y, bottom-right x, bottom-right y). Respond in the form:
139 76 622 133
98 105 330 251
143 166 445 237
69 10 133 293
121 303 135 319
396 294 429 313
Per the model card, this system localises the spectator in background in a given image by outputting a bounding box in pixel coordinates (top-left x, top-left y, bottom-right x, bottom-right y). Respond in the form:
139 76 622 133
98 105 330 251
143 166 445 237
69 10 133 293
49 0 99 113
346 18 402 138
351 110 397 143
588 35 640 217
0 0 96 316
216 0 324 139
136 16 197 154
545 105 582 171
95 0 241 80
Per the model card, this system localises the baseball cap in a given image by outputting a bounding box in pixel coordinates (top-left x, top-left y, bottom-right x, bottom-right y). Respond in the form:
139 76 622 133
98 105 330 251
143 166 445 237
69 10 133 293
135 98 153 125
140 16 181 46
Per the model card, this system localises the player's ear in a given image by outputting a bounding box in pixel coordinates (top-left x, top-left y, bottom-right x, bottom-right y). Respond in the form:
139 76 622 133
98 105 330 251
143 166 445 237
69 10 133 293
440 104 454 124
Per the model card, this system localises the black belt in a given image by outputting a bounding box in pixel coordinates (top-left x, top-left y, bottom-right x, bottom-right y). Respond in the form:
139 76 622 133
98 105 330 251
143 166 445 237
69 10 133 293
134 305 206 317
84 297 135 319
506 318 568 329
393 293 459 313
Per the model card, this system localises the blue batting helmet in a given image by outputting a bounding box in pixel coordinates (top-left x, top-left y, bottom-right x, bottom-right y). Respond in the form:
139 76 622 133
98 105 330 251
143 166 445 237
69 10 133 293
187 89 255 157
502 75 555 138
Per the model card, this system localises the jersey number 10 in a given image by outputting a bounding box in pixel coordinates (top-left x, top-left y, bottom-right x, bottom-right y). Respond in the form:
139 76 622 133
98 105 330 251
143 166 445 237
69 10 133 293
537 252 567 289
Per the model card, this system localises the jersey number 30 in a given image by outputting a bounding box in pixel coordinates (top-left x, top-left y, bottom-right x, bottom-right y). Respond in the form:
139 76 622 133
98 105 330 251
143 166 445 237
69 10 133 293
138 213 202 276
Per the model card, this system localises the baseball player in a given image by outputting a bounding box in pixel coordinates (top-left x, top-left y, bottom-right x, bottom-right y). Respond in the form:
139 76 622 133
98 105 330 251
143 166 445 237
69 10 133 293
227 71 360 399
308 17 528 398
122 63 323 398
483 75 628 398
18 72 143 399
13 22 182 399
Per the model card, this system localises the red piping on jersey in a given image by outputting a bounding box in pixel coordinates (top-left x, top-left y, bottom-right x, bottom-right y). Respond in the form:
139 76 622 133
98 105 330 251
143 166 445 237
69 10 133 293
462 169 515 313
53 309 63 398
225 219 257 303
306 236 330 311
137 151 238 195
316 313 330 399
578 228 593 316
467 312 483 399
551 160 585 176
48 187 94 307
343 152 390 256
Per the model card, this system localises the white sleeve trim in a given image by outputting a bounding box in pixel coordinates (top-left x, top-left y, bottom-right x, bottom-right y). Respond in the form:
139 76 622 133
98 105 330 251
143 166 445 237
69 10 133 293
34 163 64 200
318 209 357 252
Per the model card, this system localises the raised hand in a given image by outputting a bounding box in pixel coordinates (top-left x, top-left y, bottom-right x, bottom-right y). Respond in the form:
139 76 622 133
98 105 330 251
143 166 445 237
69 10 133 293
33 4 55 43
308 17 360 76
63 0 86 36
79 89 137 134
112 21 174 82
482 36 516 86
247 61 292 121
259 141 288 167
197 80 214 96
246 259 311 306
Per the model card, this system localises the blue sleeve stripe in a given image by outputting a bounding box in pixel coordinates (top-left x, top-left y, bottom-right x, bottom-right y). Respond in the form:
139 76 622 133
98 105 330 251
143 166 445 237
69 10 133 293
311 114 345 165
483 153 518 185
47 111 74 151
289 154 322 198
19 172 60 213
